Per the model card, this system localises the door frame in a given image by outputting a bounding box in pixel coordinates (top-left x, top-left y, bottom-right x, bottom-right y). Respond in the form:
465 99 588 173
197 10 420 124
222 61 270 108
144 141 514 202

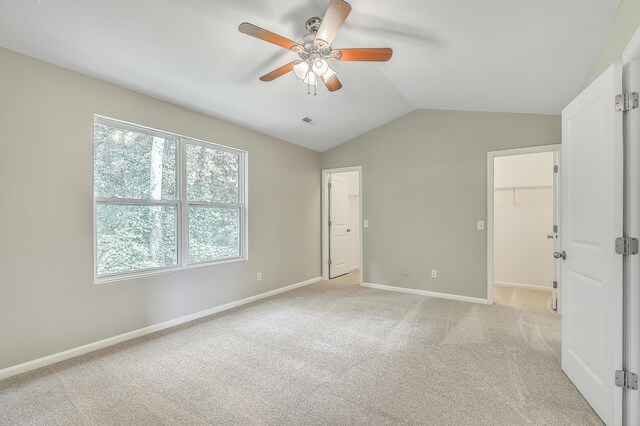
321 166 363 282
486 144 561 306
622 24 640 426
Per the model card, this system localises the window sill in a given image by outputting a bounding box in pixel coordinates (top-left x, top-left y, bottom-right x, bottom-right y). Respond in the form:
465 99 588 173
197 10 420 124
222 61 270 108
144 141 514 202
94 257 247 285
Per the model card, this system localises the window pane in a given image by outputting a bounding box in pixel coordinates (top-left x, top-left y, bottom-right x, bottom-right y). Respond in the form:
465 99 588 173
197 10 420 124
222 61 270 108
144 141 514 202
94 123 177 200
96 203 178 275
189 206 240 263
186 143 239 203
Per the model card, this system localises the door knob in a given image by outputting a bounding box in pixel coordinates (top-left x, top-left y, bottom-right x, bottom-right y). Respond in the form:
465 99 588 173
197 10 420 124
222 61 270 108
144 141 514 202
553 251 567 260
547 235 554 239
347 229 352 233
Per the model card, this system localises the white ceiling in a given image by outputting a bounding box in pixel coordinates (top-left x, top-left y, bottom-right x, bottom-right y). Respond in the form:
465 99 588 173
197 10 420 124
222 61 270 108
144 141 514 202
0 0 620 151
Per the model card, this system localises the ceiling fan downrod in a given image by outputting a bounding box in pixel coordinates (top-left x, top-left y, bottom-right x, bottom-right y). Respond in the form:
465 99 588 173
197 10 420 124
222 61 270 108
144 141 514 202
305 17 322 34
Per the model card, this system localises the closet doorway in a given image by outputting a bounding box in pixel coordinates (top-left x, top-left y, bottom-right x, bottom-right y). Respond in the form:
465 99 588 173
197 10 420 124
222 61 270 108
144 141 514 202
487 145 561 312
321 166 362 282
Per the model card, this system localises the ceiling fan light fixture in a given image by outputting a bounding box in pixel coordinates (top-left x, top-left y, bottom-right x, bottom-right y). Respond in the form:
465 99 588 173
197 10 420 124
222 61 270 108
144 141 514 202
239 0 393 94
303 71 318 86
293 61 310 80
312 58 329 76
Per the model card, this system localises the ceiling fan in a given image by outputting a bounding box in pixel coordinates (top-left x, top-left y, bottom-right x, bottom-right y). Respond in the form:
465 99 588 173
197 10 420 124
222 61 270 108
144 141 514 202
238 0 393 94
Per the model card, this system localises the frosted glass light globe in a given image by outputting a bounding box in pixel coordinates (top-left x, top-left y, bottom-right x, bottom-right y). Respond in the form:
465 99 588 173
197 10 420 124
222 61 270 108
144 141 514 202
312 58 329 76
293 61 310 80
303 71 318 86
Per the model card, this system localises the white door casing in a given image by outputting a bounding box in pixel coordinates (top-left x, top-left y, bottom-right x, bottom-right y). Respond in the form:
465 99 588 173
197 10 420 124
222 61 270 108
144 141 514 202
553 150 561 313
486 145 560 306
321 166 363 283
329 174 350 278
623 28 640 426
561 63 624 425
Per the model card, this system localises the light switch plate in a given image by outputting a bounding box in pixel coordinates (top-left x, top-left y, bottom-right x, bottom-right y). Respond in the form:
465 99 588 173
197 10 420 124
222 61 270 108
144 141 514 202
363 219 369 228
477 220 485 231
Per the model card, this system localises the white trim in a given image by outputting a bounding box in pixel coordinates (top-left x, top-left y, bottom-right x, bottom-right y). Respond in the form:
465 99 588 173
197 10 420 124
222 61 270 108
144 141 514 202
94 115 244 156
94 257 245 285
486 144 561 306
0 276 321 381
321 166 363 283
623 24 640 64
486 145 561 157
494 281 554 292
361 282 490 305
623 30 640 426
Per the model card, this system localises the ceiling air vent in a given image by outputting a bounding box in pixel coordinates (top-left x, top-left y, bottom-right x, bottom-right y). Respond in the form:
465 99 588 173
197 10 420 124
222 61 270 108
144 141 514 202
302 117 313 123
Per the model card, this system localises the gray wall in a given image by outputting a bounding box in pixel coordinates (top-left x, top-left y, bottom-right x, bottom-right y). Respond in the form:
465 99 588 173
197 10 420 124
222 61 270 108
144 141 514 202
0 48 321 370
321 109 560 299
584 0 640 87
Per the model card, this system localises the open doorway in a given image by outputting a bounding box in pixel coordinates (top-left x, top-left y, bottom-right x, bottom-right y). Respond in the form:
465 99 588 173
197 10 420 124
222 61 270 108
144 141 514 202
487 145 561 312
322 167 362 282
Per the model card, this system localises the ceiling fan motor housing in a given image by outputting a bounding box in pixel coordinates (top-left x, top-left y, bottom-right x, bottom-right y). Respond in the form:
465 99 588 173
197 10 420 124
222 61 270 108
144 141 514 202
298 34 332 62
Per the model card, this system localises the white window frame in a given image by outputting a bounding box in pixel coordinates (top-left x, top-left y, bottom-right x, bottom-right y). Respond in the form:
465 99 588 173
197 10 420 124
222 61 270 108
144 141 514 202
93 115 248 284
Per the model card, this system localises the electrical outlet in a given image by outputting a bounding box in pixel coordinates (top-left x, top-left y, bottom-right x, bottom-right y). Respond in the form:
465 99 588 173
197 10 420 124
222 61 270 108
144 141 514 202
431 270 437 279
477 220 485 231
403 267 411 276
363 219 369 228
257 272 262 282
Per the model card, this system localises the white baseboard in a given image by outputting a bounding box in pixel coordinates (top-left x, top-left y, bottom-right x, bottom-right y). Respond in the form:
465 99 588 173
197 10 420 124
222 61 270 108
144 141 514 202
494 281 553 292
361 282 490 305
0 276 321 381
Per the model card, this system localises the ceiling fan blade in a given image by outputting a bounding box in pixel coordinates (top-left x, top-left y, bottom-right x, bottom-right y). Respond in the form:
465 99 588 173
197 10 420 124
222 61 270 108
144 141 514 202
259 61 300 81
239 23 303 52
315 0 352 47
333 48 393 61
322 74 343 92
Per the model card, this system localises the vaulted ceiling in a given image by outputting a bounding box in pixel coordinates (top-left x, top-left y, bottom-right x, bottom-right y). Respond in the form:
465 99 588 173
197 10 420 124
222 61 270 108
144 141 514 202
0 0 620 151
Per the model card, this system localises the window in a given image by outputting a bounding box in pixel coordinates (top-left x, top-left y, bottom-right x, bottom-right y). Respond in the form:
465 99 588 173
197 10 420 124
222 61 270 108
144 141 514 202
93 117 246 281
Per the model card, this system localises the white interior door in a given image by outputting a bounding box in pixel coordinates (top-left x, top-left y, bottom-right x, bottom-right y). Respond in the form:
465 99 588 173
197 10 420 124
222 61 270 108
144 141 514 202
329 174 350 278
561 63 623 425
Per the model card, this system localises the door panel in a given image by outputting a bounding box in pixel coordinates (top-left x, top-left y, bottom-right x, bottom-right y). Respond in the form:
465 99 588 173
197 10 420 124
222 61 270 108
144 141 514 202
329 174 350 278
561 63 623 425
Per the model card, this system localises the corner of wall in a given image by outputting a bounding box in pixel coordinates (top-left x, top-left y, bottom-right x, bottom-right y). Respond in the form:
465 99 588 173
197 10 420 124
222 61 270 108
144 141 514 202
582 0 640 88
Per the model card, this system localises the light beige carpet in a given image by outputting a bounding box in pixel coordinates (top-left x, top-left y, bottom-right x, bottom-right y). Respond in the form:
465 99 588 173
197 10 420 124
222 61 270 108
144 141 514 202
494 285 554 313
0 273 601 425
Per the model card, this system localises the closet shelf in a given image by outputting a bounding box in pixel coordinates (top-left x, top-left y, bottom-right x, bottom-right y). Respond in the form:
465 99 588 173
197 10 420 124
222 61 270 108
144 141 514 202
494 185 553 192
